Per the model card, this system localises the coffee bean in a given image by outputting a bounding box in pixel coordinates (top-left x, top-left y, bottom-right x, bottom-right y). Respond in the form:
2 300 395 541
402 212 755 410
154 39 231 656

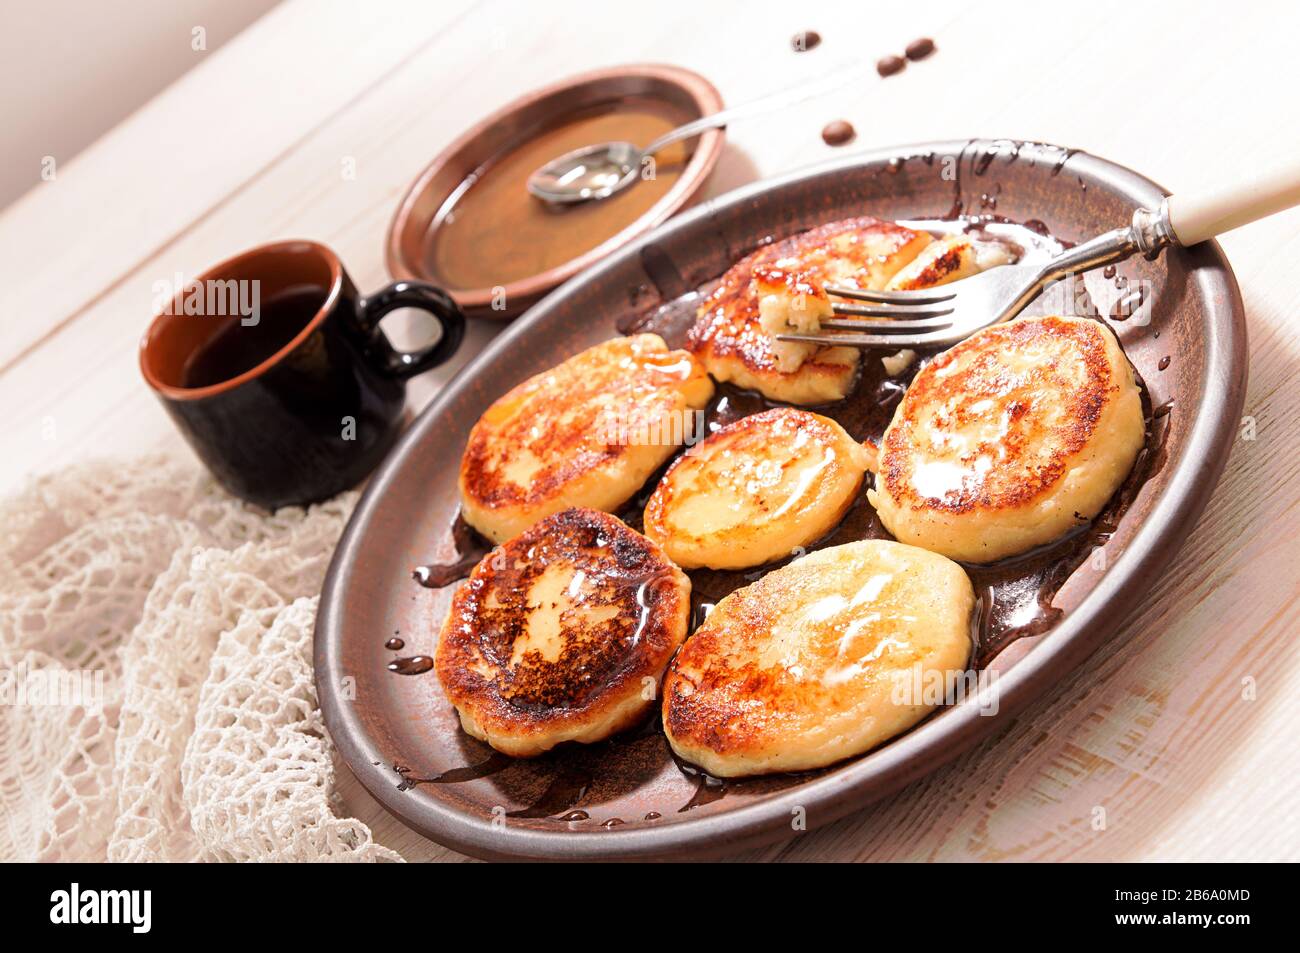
791 30 821 52
876 54 906 77
821 120 856 146
905 37 936 61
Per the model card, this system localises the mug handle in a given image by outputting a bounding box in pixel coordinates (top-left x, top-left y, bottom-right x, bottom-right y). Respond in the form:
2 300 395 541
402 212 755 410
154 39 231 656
356 281 466 379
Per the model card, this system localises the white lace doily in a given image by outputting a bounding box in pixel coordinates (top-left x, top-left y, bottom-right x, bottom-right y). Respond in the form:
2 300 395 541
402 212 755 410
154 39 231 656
0 454 401 862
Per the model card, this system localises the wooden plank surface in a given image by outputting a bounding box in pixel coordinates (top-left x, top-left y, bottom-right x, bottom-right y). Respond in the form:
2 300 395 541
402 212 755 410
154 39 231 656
4 0 1298 861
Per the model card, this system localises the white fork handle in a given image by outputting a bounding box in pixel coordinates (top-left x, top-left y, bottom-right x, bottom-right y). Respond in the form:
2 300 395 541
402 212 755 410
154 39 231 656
1168 155 1300 246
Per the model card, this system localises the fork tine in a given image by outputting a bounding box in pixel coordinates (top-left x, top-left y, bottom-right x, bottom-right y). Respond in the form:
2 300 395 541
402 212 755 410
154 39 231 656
830 302 955 319
824 283 956 305
820 316 952 332
776 330 949 349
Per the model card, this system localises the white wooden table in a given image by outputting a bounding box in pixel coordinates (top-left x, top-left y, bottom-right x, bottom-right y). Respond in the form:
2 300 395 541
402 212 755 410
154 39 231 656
4 0 1297 861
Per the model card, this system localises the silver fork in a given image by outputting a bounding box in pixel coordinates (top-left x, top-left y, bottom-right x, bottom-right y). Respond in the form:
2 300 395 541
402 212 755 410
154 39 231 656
776 161 1300 350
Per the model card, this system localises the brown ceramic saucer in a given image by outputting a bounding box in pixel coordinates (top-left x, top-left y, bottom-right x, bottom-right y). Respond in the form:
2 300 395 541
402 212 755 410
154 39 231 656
385 64 724 320
317 140 1247 861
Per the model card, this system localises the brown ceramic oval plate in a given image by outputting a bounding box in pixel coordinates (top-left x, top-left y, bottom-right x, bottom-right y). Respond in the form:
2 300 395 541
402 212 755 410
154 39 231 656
318 140 1247 861
386 64 724 320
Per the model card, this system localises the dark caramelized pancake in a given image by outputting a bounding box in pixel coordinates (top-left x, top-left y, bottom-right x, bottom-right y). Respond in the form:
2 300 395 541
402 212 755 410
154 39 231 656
436 507 691 756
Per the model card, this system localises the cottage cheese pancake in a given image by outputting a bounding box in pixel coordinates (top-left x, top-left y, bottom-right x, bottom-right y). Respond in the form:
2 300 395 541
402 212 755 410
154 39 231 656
663 539 974 777
687 217 932 404
436 508 690 757
869 315 1145 563
884 233 1016 290
459 334 714 542
643 408 872 569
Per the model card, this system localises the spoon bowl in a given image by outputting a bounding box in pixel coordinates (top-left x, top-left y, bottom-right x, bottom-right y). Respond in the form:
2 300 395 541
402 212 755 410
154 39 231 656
528 141 643 204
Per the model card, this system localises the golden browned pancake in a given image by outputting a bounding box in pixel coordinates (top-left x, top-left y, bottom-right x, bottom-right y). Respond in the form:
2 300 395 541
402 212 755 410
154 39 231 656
686 217 932 404
642 408 872 569
868 315 1146 563
436 507 691 757
458 334 714 542
884 233 1016 290
662 540 974 777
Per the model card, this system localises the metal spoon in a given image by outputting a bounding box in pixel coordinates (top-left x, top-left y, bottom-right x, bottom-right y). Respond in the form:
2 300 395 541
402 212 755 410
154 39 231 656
527 59 881 205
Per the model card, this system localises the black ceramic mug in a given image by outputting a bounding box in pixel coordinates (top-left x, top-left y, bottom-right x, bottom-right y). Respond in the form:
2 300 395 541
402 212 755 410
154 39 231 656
140 239 465 509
